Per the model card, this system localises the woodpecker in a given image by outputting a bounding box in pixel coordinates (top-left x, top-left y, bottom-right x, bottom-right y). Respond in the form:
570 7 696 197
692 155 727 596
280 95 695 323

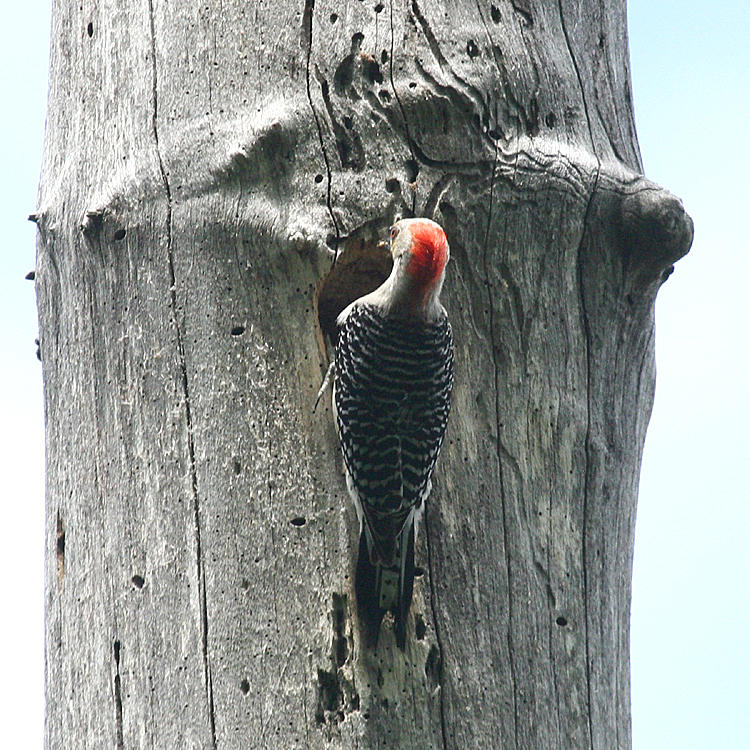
333 218 454 648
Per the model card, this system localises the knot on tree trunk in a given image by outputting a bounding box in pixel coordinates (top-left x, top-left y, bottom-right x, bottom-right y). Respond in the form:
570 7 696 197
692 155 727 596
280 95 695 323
618 184 694 282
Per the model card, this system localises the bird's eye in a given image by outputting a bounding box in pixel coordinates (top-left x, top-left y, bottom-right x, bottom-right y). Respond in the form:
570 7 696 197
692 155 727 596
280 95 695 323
390 226 398 240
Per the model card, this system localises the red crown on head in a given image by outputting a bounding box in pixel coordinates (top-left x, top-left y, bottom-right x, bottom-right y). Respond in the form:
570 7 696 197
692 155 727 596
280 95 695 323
407 220 449 287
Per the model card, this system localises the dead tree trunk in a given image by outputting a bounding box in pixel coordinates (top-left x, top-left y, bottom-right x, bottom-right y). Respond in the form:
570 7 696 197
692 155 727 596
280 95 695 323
36 1 691 748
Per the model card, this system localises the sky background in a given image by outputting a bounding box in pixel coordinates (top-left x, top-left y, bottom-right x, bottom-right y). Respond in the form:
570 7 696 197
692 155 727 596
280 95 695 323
1 1 747 747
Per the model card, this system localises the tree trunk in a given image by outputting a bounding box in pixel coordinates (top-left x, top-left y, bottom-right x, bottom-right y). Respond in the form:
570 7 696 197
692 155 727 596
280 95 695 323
36 1 691 748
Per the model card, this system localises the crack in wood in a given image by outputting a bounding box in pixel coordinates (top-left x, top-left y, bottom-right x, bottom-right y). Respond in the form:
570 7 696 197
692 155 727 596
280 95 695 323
147 2 216 746
318 75 366 171
575 161 601 750
424 516 448 749
55 511 65 585
113 640 124 750
589 15 633 168
388 0 417 215
558 2 601 746
481 137 521 748
303 0 340 261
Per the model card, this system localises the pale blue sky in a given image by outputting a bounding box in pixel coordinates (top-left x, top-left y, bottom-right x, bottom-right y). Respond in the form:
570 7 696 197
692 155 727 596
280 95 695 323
629 2 750 748
1 2 746 747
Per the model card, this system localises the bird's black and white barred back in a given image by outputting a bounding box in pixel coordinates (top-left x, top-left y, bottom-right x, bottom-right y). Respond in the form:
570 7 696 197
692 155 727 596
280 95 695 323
335 303 453 556
331 217 454 649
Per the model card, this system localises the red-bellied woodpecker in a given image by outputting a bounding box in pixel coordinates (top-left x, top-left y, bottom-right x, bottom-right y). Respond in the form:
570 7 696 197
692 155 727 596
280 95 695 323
332 218 454 648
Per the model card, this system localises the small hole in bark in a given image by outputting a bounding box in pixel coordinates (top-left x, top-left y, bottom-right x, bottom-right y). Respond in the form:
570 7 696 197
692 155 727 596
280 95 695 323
364 58 383 84
87 22 94 37
379 89 391 102
233 458 242 475
374 2 384 12
425 645 442 687
330 13 338 23
290 516 306 526
414 566 425 578
314 173 324 183
113 228 126 241
415 614 426 640
545 112 557 128
491 5 501 22
381 49 388 64
240 679 250 694
385 177 400 193
513 1 534 26
56 512 65 583
404 159 419 182
131 574 145 589
230 325 245 336
332 593 348 666
343 115 353 129
241 578 250 591
466 39 479 58
556 616 568 627
316 669 343 723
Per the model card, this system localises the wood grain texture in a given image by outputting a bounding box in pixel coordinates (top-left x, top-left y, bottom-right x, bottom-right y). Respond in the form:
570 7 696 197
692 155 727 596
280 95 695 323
37 1 692 748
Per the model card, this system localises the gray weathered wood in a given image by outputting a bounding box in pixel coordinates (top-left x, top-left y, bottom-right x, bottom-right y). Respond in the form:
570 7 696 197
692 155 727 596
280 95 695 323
37 1 692 748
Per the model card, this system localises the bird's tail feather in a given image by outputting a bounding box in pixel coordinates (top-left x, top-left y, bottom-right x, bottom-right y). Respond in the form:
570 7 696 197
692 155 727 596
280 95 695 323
355 511 416 650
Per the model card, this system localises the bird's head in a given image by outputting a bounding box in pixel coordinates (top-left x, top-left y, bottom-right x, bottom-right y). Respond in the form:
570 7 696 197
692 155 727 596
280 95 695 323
389 218 450 301
352 217 450 321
